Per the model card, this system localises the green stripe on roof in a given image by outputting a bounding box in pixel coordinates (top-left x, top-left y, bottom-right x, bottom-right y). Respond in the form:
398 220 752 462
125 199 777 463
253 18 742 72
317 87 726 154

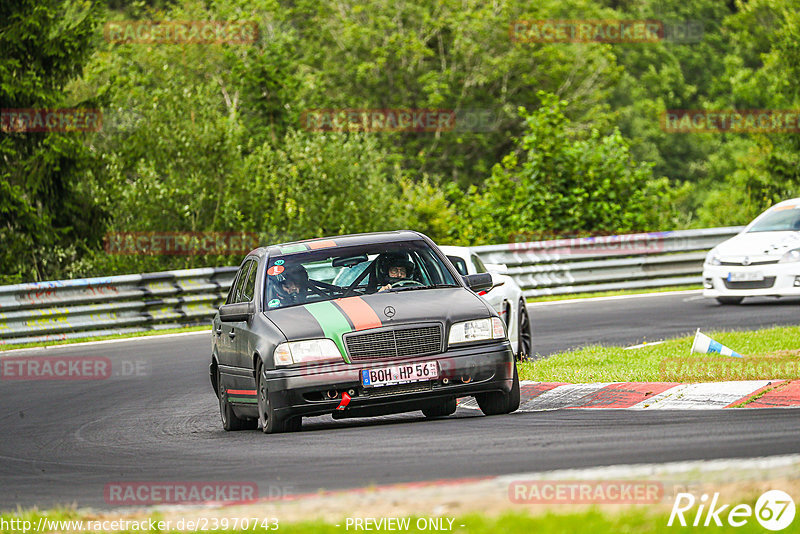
278 244 308 254
304 301 352 362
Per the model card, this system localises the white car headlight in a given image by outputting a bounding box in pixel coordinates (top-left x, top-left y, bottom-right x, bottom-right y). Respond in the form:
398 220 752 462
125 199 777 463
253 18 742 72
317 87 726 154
705 249 721 266
273 339 343 366
779 248 800 263
449 317 506 345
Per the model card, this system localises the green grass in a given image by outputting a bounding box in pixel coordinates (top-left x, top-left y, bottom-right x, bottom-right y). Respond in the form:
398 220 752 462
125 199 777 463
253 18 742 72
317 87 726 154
0 325 210 352
0 508 777 534
526 285 701 303
518 325 800 383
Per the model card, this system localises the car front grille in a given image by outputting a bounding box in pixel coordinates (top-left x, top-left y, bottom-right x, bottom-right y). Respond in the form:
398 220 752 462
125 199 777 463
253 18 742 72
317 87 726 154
720 260 779 266
362 381 434 397
722 277 776 289
345 325 443 362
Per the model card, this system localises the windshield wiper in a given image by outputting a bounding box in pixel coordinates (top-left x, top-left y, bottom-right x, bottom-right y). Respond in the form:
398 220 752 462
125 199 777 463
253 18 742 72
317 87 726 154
388 284 456 293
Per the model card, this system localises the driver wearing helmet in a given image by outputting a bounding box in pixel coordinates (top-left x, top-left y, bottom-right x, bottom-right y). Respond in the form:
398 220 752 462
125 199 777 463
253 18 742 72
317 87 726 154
274 263 309 305
377 253 415 292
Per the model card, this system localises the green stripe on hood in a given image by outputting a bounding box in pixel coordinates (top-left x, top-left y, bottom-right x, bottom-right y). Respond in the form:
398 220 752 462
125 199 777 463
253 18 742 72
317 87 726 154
304 301 352 362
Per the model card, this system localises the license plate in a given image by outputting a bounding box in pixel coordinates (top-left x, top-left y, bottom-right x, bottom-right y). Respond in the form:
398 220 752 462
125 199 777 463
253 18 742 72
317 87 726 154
361 362 438 388
727 271 764 282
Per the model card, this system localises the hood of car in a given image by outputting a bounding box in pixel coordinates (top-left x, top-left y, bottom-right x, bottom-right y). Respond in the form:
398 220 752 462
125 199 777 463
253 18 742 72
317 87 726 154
714 231 800 262
264 287 490 343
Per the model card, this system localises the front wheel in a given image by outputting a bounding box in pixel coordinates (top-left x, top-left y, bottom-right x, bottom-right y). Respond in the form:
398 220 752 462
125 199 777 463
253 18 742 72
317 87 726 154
716 296 744 305
475 362 520 416
256 360 298 433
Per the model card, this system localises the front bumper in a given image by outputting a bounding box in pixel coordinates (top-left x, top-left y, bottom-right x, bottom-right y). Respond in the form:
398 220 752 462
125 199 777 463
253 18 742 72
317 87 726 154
702 264 800 298
255 340 515 419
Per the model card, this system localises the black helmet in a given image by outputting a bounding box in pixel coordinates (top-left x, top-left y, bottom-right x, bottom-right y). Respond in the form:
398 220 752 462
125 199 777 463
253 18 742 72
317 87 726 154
281 263 308 288
376 252 414 283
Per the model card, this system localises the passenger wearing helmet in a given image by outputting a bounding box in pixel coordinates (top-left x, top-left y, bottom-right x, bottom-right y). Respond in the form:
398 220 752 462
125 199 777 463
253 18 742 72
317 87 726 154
274 263 309 305
377 253 415 292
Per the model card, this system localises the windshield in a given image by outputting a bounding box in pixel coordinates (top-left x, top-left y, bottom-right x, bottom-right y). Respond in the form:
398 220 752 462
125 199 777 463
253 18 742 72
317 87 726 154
747 205 800 233
264 240 458 310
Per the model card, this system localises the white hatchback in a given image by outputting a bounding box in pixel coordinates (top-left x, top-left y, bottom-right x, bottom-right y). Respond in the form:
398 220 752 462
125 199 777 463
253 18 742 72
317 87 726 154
703 198 800 304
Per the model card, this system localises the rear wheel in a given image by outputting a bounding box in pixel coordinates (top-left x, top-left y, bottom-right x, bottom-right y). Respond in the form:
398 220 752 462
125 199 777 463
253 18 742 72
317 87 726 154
516 300 532 361
421 398 457 418
717 296 744 305
256 360 292 434
217 368 257 431
476 362 520 416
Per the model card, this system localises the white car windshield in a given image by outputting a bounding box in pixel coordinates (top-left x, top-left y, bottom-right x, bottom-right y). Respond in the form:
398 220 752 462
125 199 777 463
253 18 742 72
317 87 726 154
747 206 800 233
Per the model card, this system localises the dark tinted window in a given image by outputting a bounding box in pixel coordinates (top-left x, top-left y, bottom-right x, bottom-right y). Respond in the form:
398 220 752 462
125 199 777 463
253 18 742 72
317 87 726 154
264 240 458 310
470 254 487 273
241 260 258 302
447 256 468 276
228 260 253 304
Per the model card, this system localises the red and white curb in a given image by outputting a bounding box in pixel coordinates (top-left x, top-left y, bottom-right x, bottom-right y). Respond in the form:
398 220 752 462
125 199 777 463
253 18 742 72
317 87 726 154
458 380 800 410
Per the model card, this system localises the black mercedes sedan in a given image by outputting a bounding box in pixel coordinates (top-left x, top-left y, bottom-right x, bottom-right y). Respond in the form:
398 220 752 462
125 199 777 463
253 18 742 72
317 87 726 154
210 230 519 433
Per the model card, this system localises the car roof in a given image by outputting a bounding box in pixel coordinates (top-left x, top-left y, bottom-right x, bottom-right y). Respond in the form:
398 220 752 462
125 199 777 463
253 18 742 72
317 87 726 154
251 230 428 258
438 245 472 257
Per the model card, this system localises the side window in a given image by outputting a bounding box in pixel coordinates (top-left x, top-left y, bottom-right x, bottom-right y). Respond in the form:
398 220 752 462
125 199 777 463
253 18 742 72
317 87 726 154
447 256 468 276
470 254 487 274
227 260 252 304
241 260 258 302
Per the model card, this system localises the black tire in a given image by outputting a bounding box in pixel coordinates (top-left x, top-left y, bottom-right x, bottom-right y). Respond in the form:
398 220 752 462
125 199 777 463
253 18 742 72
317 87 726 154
256 360 291 434
421 398 457 418
717 296 744 305
516 299 532 362
476 361 520 416
217 368 257 431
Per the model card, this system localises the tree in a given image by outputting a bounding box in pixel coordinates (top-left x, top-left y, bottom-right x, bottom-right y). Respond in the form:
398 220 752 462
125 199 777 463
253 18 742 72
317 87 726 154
0 0 104 283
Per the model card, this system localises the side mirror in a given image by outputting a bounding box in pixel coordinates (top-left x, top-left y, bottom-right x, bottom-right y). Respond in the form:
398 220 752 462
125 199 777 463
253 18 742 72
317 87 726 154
219 301 255 322
462 273 493 292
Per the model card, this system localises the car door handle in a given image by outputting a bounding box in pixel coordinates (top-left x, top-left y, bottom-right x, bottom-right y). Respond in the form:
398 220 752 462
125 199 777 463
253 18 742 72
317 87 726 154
215 327 222 336
227 329 236 339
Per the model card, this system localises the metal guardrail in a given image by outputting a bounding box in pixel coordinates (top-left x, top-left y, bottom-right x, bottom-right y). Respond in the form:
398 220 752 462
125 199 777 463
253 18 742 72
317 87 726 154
0 227 744 346
0 267 236 346
473 226 744 298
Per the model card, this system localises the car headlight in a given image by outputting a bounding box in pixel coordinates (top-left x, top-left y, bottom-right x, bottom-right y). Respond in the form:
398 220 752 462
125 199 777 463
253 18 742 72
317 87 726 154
705 249 721 266
779 248 800 263
273 339 343 366
448 317 506 345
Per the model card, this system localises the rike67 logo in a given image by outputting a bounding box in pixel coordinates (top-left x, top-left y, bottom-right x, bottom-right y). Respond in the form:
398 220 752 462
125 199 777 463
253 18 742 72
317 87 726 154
669 490 795 530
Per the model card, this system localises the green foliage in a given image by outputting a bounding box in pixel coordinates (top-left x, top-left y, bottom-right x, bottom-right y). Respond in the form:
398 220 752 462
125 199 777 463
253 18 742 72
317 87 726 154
0 0 104 283
453 93 682 244
3 0 800 283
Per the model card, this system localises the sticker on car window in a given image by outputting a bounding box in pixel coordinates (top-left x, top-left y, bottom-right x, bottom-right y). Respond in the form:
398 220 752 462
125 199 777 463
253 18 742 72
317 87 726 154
268 298 281 308
274 259 285 265
267 265 285 276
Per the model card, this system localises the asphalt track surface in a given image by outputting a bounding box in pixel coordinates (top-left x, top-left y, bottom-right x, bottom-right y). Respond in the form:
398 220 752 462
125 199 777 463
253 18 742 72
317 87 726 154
1 291 799 510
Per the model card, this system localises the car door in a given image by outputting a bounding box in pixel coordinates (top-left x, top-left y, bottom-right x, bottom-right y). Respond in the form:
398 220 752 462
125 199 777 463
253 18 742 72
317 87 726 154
233 257 260 370
218 260 253 368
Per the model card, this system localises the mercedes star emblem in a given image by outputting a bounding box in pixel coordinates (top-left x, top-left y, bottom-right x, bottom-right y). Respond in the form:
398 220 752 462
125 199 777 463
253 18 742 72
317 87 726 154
383 306 396 318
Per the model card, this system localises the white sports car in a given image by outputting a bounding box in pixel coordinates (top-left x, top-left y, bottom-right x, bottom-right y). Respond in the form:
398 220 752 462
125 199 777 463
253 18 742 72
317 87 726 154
439 246 532 360
703 198 800 304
